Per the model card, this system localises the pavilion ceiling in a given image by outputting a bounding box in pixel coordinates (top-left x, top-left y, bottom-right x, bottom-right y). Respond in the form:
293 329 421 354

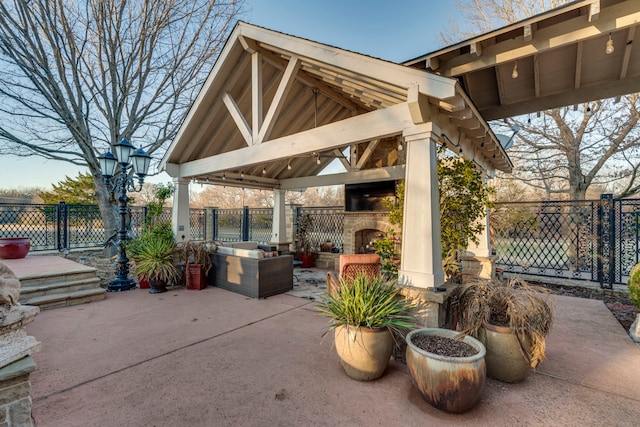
404 0 640 120
161 22 511 190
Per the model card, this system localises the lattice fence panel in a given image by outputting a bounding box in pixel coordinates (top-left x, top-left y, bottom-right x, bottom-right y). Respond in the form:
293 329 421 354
300 207 344 253
215 209 242 242
248 208 273 243
0 203 57 250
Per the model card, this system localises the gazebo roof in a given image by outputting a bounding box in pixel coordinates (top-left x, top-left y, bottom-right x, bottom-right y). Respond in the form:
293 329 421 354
160 22 511 190
404 0 640 120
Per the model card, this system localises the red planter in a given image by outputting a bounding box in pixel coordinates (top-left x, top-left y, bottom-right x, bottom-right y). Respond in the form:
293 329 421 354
138 277 150 289
300 252 314 268
0 237 31 259
185 264 208 290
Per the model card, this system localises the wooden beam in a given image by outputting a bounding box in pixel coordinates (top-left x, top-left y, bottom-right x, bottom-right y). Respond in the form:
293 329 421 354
238 23 457 99
252 52 263 143
574 41 583 90
280 165 405 190
333 148 351 170
620 26 636 79
524 24 533 42
178 103 413 178
355 139 381 170
589 0 600 22
407 85 434 124
533 54 541 97
222 92 253 146
470 42 482 57
257 56 300 144
441 0 640 76
238 35 257 54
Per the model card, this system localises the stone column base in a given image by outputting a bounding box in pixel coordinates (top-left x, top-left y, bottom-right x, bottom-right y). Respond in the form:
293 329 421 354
0 356 36 427
461 255 496 281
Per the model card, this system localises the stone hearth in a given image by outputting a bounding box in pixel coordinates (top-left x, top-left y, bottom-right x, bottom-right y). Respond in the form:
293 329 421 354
342 212 399 255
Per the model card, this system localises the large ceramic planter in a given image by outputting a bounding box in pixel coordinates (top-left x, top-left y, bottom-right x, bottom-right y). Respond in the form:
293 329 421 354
406 328 486 414
479 323 531 383
148 278 167 294
0 237 31 259
334 325 393 381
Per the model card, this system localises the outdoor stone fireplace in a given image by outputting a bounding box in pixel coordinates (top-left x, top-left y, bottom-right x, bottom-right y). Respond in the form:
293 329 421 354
343 212 398 255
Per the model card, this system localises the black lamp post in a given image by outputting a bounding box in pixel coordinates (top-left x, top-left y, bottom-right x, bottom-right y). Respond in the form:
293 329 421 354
98 139 152 292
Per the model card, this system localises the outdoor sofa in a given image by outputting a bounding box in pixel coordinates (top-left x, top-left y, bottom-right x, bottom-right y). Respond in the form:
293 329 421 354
209 241 293 298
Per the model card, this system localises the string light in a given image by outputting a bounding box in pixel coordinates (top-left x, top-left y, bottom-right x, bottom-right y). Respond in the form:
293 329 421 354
316 154 321 165
262 167 267 175
606 33 614 55
240 171 244 179
287 159 292 170
511 61 519 79
222 174 226 180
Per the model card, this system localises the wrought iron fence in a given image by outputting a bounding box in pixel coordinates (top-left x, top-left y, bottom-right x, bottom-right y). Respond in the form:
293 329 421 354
0 202 206 252
491 195 640 288
248 208 273 243
214 208 243 242
299 206 344 253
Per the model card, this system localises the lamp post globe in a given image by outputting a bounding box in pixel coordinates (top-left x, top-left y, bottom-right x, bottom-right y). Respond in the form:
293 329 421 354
98 139 152 292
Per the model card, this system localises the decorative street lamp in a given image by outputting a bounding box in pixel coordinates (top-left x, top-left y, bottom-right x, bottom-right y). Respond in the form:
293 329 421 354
98 139 152 292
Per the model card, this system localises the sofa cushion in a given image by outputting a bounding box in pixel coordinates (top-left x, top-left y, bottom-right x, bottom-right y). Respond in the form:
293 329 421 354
229 241 259 250
234 248 264 259
217 246 236 256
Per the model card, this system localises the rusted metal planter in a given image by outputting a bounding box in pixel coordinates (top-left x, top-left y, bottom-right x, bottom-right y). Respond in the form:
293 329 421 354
406 328 486 414
334 325 393 381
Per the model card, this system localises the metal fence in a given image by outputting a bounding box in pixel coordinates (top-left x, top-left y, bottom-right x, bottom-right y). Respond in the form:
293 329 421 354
491 195 640 288
299 206 344 253
0 202 205 252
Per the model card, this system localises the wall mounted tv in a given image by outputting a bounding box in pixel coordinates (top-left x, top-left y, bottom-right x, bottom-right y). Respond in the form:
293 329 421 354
345 181 397 212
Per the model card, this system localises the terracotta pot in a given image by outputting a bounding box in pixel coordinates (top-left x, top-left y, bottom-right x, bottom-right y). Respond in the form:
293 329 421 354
479 323 531 383
0 237 31 259
300 252 314 268
138 276 150 289
334 325 393 381
406 328 486 414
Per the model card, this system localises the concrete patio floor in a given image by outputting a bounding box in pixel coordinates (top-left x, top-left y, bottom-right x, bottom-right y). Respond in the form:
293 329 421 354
26 271 640 427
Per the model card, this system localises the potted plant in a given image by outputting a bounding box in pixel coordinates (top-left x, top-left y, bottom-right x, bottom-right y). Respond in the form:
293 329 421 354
316 272 414 381
296 213 314 268
627 264 640 342
405 328 486 414
452 278 555 383
177 240 216 290
133 234 179 294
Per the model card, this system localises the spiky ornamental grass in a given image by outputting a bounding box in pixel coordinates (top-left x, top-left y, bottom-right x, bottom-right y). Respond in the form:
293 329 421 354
317 273 415 336
453 278 555 368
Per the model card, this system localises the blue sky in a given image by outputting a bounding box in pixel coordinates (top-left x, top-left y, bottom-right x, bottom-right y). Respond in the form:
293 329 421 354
0 1 459 190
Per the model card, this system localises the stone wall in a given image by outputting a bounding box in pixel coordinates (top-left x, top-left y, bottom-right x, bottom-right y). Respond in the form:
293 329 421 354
0 356 36 427
342 212 398 255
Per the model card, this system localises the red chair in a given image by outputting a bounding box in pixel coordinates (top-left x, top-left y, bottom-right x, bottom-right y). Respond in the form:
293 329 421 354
326 254 381 296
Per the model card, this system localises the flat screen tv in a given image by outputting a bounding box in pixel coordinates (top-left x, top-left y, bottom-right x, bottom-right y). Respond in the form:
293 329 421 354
345 181 396 212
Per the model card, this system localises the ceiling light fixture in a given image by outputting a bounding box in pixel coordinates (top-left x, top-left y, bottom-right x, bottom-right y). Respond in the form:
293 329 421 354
511 61 519 79
606 33 615 55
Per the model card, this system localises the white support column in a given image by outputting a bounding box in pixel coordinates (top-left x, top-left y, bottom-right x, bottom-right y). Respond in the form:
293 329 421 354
466 172 491 257
270 189 288 246
172 178 191 243
466 212 491 257
399 123 445 289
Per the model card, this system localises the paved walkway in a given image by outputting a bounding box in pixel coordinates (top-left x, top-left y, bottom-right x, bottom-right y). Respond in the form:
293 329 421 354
25 269 640 427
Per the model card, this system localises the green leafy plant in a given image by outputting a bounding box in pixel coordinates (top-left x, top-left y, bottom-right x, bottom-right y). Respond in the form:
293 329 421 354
133 234 179 283
372 233 400 278
452 278 555 368
317 273 415 335
380 152 494 279
628 264 640 309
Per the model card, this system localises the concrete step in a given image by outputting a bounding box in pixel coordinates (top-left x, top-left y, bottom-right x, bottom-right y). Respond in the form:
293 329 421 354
22 288 106 310
19 269 98 288
19 277 102 300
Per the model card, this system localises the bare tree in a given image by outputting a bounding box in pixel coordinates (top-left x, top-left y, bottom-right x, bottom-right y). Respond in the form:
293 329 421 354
0 0 244 251
443 0 640 200
438 0 570 46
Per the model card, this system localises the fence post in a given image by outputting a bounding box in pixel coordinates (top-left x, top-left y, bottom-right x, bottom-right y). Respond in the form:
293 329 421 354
212 208 219 240
242 206 250 241
598 194 614 289
56 201 68 251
